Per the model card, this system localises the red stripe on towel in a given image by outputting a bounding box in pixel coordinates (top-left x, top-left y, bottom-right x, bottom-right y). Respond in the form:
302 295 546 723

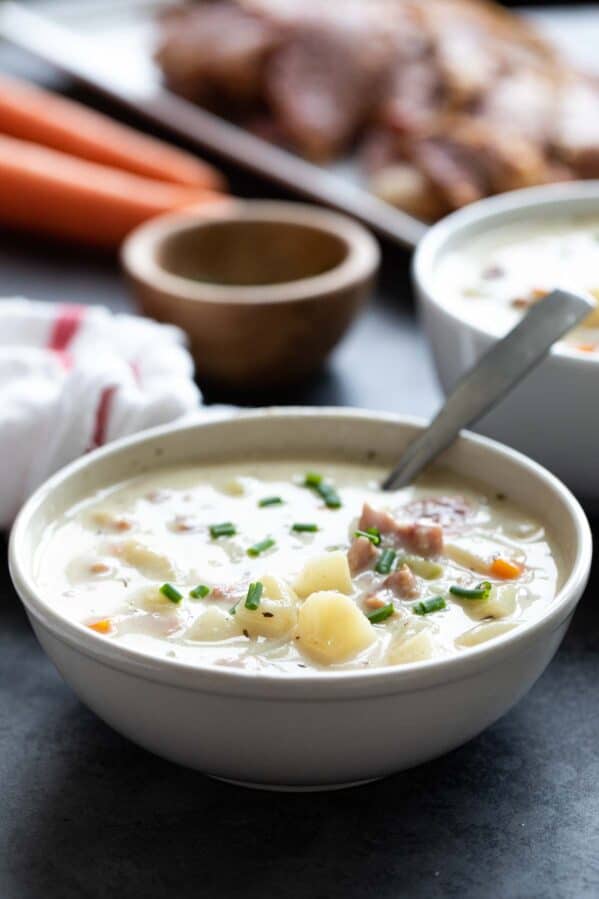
48 305 85 352
90 385 117 449
51 349 73 369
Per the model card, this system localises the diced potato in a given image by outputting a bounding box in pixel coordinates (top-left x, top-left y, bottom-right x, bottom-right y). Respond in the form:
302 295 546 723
87 508 133 532
399 554 444 580
294 551 353 598
66 554 114 583
185 607 241 642
113 539 175 580
459 585 517 621
456 620 517 648
296 591 374 665
234 596 298 639
387 630 436 665
220 477 245 496
133 585 180 613
586 290 599 327
261 574 297 604
444 542 490 575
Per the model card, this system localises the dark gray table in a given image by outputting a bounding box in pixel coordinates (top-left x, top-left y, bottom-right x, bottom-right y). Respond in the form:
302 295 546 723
1 42 598 899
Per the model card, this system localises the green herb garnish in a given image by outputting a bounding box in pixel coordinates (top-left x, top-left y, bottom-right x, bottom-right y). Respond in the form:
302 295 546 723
244 581 263 611
247 538 276 558
292 523 318 533
209 522 236 539
304 472 323 487
354 527 381 546
189 584 211 599
304 472 342 509
259 496 283 507
229 602 238 616
413 596 446 615
375 548 396 575
449 581 492 600
366 602 395 623
318 484 341 509
159 583 183 604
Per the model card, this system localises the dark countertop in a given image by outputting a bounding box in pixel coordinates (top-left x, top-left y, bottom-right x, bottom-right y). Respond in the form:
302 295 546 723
1 33 598 899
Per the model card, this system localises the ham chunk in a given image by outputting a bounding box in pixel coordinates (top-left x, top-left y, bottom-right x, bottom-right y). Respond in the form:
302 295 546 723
347 535 378 574
384 564 419 598
397 521 443 557
358 503 443 556
359 503 401 535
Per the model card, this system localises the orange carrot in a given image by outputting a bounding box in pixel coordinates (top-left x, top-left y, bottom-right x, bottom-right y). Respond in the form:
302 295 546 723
0 74 225 190
490 557 522 580
575 343 598 353
88 619 112 635
0 135 231 247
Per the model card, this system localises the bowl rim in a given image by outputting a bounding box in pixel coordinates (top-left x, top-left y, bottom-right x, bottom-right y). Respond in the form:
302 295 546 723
9 407 592 700
413 180 599 366
121 201 380 306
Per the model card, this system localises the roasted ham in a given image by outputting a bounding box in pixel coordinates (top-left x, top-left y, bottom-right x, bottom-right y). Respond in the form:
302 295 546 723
157 0 599 218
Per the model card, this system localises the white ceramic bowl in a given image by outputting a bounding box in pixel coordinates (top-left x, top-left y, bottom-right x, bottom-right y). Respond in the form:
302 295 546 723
9 409 592 790
414 181 599 505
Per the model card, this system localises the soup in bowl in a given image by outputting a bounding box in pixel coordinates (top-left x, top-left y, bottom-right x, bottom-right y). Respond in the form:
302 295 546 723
9 410 591 789
414 181 599 502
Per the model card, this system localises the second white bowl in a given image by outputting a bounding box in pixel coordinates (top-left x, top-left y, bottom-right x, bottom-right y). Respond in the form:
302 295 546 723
414 182 599 504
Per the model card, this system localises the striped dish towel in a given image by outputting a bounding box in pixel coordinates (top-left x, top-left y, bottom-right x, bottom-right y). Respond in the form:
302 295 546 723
0 298 201 528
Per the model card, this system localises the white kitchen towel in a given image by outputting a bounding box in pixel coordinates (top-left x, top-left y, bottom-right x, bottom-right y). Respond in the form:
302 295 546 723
0 298 202 529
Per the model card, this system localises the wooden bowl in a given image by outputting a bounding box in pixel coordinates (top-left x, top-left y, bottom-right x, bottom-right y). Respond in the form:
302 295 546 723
121 201 380 392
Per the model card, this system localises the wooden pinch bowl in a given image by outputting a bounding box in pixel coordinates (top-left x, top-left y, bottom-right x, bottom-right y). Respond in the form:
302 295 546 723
121 201 380 392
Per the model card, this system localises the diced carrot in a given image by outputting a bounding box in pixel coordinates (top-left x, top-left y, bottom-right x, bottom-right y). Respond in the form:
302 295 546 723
88 619 113 635
0 135 231 247
0 74 225 190
575 344 597 353
490 557 522 580
364 595 386 610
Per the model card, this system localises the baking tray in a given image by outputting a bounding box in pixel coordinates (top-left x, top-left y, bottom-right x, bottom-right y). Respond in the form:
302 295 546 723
1 0 598 249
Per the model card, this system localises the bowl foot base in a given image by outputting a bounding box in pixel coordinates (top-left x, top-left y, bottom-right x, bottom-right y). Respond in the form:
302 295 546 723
209 775 383 792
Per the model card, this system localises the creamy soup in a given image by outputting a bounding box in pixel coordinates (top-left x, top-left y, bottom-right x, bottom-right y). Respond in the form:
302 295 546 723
35 461 561 674
437 215 599 353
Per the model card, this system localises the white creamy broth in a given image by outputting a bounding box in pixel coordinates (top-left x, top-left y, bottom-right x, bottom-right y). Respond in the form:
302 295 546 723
35 460 561 674
437 215 599 353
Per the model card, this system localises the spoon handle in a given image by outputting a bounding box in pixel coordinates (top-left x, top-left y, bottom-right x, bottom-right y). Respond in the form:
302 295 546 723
382 288 594 491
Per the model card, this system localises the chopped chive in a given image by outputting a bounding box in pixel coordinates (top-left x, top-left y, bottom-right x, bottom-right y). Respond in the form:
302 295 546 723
258 496 283 507
244 581 263 611
413 595 446 615
304 472 323 487
247 537 276 558
366 602 395 623
375 548 397 575
292 523 318 533
449 581 492 600
189 584 211 599
229 602 238 616
317 483 342 509
304 472 342 509
159 583 183 604
354 527 381 546
210 522 236 539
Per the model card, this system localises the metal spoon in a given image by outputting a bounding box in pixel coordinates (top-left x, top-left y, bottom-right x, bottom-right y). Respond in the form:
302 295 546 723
383 288 595 491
